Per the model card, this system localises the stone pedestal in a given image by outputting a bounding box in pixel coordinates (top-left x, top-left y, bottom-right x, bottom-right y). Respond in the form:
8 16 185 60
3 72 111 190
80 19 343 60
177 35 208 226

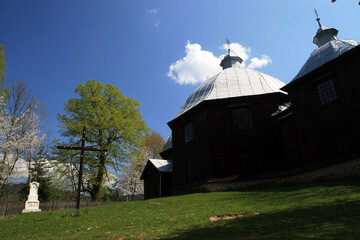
22 182 41 213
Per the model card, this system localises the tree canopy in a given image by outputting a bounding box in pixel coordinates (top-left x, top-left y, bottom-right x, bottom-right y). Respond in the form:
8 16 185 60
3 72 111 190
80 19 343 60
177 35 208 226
57 79 149 200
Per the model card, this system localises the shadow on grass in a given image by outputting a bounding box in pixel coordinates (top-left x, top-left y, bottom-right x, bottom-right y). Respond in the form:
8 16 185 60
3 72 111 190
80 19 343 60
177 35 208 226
164 200 360 240
216 180 360 202
244 179 360 193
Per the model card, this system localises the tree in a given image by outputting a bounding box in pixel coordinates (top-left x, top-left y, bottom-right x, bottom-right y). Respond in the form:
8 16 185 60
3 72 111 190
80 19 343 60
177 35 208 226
144 131 166 159
331 0 360 5
115 131 165 200
0 81 46 201
57 80 149 201
19 153 53 202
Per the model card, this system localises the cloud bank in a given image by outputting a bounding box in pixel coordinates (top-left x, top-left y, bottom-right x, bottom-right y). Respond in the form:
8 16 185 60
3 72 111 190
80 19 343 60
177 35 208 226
167 42 221 85
168 41 272 85
146 8 161 27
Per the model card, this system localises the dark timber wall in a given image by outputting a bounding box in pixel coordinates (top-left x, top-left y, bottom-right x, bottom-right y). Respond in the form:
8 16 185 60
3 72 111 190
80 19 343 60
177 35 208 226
142 163 173 199
169 93 288 189
281 45 360 170
168 45 360 193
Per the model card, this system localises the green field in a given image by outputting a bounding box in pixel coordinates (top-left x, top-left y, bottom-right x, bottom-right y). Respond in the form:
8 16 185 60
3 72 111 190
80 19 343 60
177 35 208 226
1 180 360 239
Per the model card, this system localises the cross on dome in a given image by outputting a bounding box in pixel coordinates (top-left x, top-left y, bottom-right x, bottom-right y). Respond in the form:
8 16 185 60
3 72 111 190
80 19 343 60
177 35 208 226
312 11 339 47
314 9 322 28
220 38 243 70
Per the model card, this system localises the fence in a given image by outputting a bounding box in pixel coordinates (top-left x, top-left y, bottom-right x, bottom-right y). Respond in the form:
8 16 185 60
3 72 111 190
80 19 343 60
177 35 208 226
0 194 144 218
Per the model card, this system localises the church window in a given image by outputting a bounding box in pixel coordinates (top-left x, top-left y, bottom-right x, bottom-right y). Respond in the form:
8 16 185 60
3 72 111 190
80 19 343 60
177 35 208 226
184 122 193 143
232 108 251 130
316 79 338 105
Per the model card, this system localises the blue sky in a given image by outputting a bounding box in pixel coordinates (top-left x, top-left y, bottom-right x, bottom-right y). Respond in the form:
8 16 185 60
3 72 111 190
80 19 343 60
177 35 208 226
0 0 359 141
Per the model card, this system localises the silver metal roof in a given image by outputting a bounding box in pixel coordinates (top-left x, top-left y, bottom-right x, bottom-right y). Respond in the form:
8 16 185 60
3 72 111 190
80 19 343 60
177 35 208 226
292 39 359 81
149 159 173 173
162 135 172 152
293 17 359 81
176 66 286 117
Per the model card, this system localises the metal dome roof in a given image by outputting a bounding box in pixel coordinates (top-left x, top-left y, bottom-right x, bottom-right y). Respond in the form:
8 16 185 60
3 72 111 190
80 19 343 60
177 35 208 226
292 39 359 81
292 14 359 81
176 60 286 117
162 135 172 152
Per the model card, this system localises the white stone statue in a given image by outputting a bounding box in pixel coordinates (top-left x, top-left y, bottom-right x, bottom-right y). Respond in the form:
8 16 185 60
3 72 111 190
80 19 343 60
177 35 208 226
22 182 41 213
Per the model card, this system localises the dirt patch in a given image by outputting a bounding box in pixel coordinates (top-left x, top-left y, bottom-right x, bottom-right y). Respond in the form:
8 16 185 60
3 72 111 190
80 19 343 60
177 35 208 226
149 202 162 205
209 213 243 221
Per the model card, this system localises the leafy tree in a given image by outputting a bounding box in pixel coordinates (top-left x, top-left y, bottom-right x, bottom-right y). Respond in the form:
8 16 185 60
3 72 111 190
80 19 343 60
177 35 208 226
57 80 149 201
0 81 46 201
115 131 165 200
19 157 53 202
144 131 166 159
331 0 360 6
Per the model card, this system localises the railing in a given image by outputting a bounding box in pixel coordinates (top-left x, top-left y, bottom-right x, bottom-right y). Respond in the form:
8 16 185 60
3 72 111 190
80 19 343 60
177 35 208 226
0 195 144 218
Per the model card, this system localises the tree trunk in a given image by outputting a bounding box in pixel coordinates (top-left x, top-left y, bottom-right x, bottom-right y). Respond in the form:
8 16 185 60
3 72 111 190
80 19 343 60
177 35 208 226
91 153 106 201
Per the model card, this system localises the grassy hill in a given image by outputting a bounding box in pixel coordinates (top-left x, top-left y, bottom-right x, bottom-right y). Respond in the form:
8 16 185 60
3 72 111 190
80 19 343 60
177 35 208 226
1 180 360 239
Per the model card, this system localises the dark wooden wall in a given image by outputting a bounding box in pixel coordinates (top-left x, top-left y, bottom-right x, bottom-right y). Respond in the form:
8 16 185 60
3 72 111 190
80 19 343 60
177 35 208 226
143 164 160 199
168 46 360 192
142 164 173 199
281 46 360 170
169 93 287 189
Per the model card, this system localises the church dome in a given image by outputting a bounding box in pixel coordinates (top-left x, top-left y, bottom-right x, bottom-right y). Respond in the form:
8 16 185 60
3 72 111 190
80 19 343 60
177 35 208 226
176 52 286 117
292 15 359 81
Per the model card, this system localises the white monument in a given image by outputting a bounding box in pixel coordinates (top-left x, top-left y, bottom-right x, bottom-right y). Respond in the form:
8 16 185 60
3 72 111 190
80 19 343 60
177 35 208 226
22 182 41 213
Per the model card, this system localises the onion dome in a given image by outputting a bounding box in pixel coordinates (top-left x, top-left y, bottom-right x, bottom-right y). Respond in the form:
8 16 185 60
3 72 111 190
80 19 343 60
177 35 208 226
176 50 286 117
292 13 359 81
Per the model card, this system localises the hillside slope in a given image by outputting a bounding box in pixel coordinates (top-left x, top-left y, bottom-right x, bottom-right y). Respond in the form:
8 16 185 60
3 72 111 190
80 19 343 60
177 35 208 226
1 180 360 239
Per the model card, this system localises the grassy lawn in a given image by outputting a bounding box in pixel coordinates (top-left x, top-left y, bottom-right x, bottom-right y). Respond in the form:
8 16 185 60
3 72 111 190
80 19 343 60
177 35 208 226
1 180 360 239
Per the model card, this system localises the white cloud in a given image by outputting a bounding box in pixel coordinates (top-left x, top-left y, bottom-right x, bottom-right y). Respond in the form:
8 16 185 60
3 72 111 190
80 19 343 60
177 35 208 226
147 8 159 15
220 43 250 64
168 41 272 85
154 18 161 27
167 41 222 85
248 55 272 69
146 8 161 27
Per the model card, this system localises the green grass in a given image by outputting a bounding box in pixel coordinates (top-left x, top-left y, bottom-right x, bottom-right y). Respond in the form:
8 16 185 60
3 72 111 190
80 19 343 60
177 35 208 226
1 180 360 239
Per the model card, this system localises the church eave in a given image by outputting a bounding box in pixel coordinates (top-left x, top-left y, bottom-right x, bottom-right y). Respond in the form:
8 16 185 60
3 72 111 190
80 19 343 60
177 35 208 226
282 44 360 92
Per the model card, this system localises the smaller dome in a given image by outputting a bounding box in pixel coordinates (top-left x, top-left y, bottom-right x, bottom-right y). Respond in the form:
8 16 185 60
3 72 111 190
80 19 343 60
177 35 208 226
293 39 359 81
292 15 359 81
313 25 339 47
316 26 332 35
220 52 243 69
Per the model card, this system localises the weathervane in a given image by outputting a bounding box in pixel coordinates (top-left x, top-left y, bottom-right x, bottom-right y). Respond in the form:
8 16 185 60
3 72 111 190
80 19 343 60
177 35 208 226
226 38 231 54
314 9 322 28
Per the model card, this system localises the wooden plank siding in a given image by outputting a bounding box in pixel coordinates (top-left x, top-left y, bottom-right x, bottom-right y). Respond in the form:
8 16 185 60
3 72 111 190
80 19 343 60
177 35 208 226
169 93 287 189
142 163 173 199
281 45 360 170
168 45 360 192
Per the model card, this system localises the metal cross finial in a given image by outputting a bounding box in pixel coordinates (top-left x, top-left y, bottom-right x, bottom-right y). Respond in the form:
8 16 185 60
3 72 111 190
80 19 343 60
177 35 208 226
314 9 322 28
226 38 231 54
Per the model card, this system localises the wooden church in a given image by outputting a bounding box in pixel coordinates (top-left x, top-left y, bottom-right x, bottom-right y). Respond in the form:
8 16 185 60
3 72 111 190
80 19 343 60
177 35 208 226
141 16 360 198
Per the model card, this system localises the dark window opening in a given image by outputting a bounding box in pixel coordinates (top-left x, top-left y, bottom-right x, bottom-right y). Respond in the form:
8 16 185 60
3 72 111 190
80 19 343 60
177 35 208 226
232 108 251 130
184 122 193 143
317 79 337 105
